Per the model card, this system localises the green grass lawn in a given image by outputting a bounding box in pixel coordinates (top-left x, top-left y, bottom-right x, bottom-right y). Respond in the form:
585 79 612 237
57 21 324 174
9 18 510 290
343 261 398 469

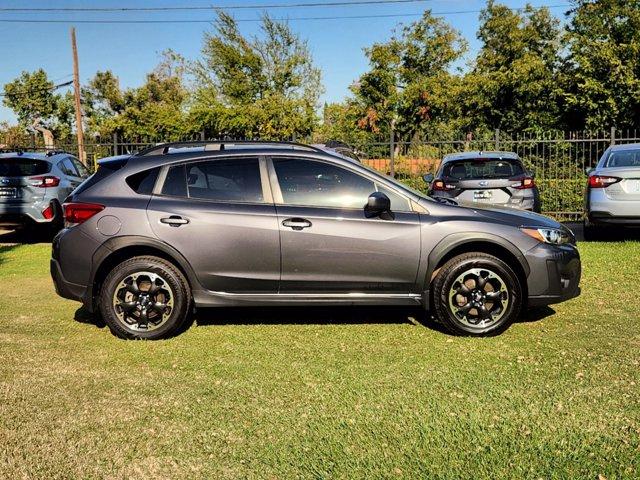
0 242 638 479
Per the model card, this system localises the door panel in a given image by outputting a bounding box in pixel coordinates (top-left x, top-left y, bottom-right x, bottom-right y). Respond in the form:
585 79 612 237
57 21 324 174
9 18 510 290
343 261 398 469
276 206 421 293
147 197 280 293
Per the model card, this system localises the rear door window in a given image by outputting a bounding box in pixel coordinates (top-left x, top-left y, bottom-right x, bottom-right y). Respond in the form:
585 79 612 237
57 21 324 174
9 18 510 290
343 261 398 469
443 159 524 179
70 157 90 178
0 158 51 177
58 158 79 177
186 158 263 203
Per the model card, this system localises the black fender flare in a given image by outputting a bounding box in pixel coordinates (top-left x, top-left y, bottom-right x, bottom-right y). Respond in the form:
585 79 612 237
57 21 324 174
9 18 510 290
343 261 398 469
422 232 530 308
84 235 202 308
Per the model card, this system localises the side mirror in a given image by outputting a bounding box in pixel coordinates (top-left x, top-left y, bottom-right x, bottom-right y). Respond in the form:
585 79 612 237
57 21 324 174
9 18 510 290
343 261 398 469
423 173 434 184
365 192 391 218
585 167 594 175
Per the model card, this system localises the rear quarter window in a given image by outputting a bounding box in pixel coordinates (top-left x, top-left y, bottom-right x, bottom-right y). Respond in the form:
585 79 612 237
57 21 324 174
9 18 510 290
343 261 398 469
126 167 160 195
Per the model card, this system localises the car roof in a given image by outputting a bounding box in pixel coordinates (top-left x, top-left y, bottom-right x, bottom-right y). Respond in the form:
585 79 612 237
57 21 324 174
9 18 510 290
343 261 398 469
441 151 520 162
0 151 70 162
609 143 640 151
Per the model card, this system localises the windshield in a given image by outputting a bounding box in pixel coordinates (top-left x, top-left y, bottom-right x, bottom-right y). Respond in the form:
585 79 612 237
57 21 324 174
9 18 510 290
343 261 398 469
605 149 640 168
0 158 51 177
443 159 524 179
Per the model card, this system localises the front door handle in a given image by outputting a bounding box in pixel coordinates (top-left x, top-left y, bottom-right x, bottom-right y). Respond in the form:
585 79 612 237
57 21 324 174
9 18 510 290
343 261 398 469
160 215 189 227
282 218 312 231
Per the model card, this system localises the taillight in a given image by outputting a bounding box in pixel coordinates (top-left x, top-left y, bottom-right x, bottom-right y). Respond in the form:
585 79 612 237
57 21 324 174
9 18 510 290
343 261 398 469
30 175 60 188
512 177 536 189
588 175 621 188
432 179 456 191
63 202 104 226
42 204 55 220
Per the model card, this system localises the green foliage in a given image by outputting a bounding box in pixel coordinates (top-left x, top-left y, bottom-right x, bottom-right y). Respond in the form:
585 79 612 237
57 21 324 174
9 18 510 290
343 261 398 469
192 12 322 139
459 1 563 131
2 69 74 140
562 0 640 129
350 10 466 142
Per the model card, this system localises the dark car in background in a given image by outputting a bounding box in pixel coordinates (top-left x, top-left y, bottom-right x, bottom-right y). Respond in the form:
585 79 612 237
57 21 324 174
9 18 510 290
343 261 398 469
0 151 90 233
51 141 580 340
424 151 541 212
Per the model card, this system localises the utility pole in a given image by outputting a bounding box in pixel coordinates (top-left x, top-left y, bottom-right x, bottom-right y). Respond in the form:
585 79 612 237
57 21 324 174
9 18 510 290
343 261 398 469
70 27 86 165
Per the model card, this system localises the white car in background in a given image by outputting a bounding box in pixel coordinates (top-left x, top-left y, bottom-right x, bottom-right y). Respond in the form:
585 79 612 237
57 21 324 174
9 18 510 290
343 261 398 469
585 143 640 239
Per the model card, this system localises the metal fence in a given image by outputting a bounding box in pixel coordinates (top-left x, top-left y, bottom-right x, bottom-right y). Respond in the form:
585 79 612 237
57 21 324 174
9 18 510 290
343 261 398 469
345 128 640 220
4 128 639 220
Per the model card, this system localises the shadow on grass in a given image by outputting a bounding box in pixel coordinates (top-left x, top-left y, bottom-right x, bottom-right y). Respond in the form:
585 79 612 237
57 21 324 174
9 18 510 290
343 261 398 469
565 222 640 243
0 226 53 245
74 304 555 336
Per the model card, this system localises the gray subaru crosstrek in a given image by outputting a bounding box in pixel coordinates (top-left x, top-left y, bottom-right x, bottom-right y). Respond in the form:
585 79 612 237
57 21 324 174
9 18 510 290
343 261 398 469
0 150 90 232
51 141 581 339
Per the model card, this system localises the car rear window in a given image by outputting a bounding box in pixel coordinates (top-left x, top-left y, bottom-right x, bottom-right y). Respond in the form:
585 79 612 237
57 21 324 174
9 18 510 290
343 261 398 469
442 159 524 179
605 149 640 168
0 158 51 177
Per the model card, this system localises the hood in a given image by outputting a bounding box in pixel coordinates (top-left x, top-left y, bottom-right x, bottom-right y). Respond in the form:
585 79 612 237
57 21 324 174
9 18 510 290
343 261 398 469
421 197 561 229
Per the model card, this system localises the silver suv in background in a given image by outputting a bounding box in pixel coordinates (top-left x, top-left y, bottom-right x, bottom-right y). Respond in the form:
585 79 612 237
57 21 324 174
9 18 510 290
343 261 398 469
0 150 90 233
585 143 640 239
424 151 541 212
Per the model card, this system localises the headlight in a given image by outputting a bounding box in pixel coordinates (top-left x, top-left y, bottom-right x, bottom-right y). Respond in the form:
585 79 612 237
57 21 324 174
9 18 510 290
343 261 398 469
521 227 573 245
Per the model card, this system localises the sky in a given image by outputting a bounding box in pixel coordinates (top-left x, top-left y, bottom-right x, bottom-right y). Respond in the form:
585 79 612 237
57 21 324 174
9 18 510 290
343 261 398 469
0 0 571 123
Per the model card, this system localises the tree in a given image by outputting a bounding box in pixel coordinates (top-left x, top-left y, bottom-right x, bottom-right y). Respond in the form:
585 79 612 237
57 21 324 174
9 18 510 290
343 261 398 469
83 51 191 140
460 1 563 132
562 0 640 130
350 11 466 143
3 69 75 141
191 12 322 139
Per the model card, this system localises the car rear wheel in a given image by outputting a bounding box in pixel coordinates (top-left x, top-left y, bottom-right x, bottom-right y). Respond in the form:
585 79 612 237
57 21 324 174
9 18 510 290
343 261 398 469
99 256 191 340
432 253 522 336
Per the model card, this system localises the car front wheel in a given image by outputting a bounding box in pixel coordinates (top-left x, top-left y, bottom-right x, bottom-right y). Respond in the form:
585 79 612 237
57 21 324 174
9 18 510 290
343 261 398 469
98 256 191 340
432 253 522 336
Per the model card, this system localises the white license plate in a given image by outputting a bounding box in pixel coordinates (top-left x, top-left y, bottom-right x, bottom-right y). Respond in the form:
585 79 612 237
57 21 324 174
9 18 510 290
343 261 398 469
0 187 16 198
628 180 640 193
473 190 492 201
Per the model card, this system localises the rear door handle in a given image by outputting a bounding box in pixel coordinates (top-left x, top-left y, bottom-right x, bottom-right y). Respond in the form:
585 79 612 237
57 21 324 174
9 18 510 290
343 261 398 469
160 215 189 227
282 218 312 231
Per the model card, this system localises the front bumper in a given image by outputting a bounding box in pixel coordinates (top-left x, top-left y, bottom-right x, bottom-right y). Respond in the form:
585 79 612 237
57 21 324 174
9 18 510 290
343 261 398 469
525 243 581 306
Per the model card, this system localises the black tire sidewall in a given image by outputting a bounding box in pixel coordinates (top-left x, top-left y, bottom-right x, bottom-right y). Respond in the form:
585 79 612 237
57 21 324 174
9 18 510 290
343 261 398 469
99 257 190 340
434 254 522 336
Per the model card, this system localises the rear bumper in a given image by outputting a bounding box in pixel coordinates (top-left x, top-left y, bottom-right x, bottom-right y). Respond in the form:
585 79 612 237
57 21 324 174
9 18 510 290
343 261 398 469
0 202 56 226
50 258 87 302
525 243 581 306
588 212 640 226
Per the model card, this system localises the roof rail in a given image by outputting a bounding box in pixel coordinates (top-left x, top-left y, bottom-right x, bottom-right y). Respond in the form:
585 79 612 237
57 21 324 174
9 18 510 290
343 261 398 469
134 140 326 157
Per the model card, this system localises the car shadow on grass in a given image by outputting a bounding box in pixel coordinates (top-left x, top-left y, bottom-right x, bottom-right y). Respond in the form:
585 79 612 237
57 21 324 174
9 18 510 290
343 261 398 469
0 227 53 245
73 304 555 337
565 222 640 242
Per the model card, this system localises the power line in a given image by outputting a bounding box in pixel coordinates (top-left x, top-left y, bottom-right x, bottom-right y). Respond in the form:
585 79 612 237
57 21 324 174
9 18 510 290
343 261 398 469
0 80 73 98
0 5 571 24
0 0 433 12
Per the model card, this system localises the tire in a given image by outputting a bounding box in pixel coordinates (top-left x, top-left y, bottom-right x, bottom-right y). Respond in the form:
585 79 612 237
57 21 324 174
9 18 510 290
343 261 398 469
98 256 192 340
431 253 522 336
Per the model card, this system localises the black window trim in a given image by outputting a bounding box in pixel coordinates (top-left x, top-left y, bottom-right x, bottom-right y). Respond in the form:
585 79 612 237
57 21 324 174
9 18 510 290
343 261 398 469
266 155 416 213
154 155 273 205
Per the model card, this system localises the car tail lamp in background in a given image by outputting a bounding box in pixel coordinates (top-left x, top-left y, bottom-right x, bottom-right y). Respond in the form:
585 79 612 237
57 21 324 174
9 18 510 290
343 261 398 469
63 202 104 226
30 175 60 188
588 175 621 188
512 177 536 189
432 179 456 191
41 204 55 220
